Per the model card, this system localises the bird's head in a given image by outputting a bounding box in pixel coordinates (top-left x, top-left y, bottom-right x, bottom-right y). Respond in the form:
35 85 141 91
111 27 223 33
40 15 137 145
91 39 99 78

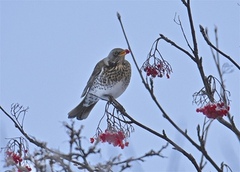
104 48 130 66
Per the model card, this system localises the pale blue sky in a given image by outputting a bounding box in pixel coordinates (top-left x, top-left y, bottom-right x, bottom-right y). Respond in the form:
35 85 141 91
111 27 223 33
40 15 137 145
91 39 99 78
1 1 240 171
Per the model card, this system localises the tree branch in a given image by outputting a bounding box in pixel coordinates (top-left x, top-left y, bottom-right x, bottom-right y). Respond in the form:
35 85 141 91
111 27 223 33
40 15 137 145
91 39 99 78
199 25 240 70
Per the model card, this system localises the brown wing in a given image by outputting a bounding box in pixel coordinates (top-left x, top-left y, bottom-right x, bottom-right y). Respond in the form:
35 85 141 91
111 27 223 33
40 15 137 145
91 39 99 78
81 59 105 97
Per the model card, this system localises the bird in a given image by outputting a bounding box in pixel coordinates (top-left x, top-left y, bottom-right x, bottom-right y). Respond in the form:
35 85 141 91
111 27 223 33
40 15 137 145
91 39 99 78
68 48 131 120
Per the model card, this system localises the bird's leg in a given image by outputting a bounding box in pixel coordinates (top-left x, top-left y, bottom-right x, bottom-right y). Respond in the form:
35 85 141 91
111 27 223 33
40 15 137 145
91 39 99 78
108 95 126 113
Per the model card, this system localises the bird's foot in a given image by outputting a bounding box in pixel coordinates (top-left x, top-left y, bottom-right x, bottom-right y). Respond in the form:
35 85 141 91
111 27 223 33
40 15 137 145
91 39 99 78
108 96 125 113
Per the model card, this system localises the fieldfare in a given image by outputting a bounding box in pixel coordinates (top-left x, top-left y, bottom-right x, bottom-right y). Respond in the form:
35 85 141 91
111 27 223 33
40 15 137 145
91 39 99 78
68 48 131 120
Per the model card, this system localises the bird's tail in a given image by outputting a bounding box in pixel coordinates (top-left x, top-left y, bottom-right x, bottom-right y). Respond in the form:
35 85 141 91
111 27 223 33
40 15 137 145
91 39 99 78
68 99 97 120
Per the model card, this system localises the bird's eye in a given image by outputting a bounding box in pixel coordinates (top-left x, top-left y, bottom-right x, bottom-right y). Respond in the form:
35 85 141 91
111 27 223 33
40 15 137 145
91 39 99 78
113 51 119 57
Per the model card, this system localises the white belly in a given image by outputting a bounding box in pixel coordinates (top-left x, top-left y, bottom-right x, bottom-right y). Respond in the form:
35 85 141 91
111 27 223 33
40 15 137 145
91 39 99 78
89 81 128 101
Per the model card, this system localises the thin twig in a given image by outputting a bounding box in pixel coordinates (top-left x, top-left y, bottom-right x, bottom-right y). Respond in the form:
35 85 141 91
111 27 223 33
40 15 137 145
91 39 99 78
199 25 240 70
159 34 196 62
174 14 194 53
117 12 148 88
182 0 199 57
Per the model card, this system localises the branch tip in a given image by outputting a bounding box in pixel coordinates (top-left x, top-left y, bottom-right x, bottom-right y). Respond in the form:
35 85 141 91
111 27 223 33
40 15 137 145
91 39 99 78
117 12 121 20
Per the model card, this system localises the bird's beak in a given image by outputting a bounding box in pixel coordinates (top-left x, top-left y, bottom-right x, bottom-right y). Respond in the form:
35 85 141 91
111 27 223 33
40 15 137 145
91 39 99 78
119 49 130 56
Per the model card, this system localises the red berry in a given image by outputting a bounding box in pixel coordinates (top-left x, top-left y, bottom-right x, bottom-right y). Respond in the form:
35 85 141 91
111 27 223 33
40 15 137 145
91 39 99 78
153 68 158 74
219 102 224 107
227 106 230 111
144 66 150 72
151 73 156 78
90 137 95 143
125 49 130 54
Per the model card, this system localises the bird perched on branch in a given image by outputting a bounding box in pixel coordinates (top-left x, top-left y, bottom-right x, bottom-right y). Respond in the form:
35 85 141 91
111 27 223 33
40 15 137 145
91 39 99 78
68 48 131 120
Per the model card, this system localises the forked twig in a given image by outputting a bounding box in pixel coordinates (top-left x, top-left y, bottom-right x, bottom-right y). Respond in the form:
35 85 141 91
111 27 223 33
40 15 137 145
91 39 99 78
199 25 240 70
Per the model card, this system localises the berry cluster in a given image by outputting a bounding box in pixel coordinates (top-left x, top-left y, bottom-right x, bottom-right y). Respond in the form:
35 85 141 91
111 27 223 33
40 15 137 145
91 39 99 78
90 130 129 149
5 150 32 172
196 102 230 119
6 151 23 164
142 60 172 78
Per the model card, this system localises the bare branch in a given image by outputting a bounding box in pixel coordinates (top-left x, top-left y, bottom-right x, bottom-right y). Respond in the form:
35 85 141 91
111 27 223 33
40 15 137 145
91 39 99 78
159 34 196 62
182 0 199 58
174 14 194 53
199 25 240 70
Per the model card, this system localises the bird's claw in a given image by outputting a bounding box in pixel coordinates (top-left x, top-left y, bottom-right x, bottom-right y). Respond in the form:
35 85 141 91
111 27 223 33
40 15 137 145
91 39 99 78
108 96 125 112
